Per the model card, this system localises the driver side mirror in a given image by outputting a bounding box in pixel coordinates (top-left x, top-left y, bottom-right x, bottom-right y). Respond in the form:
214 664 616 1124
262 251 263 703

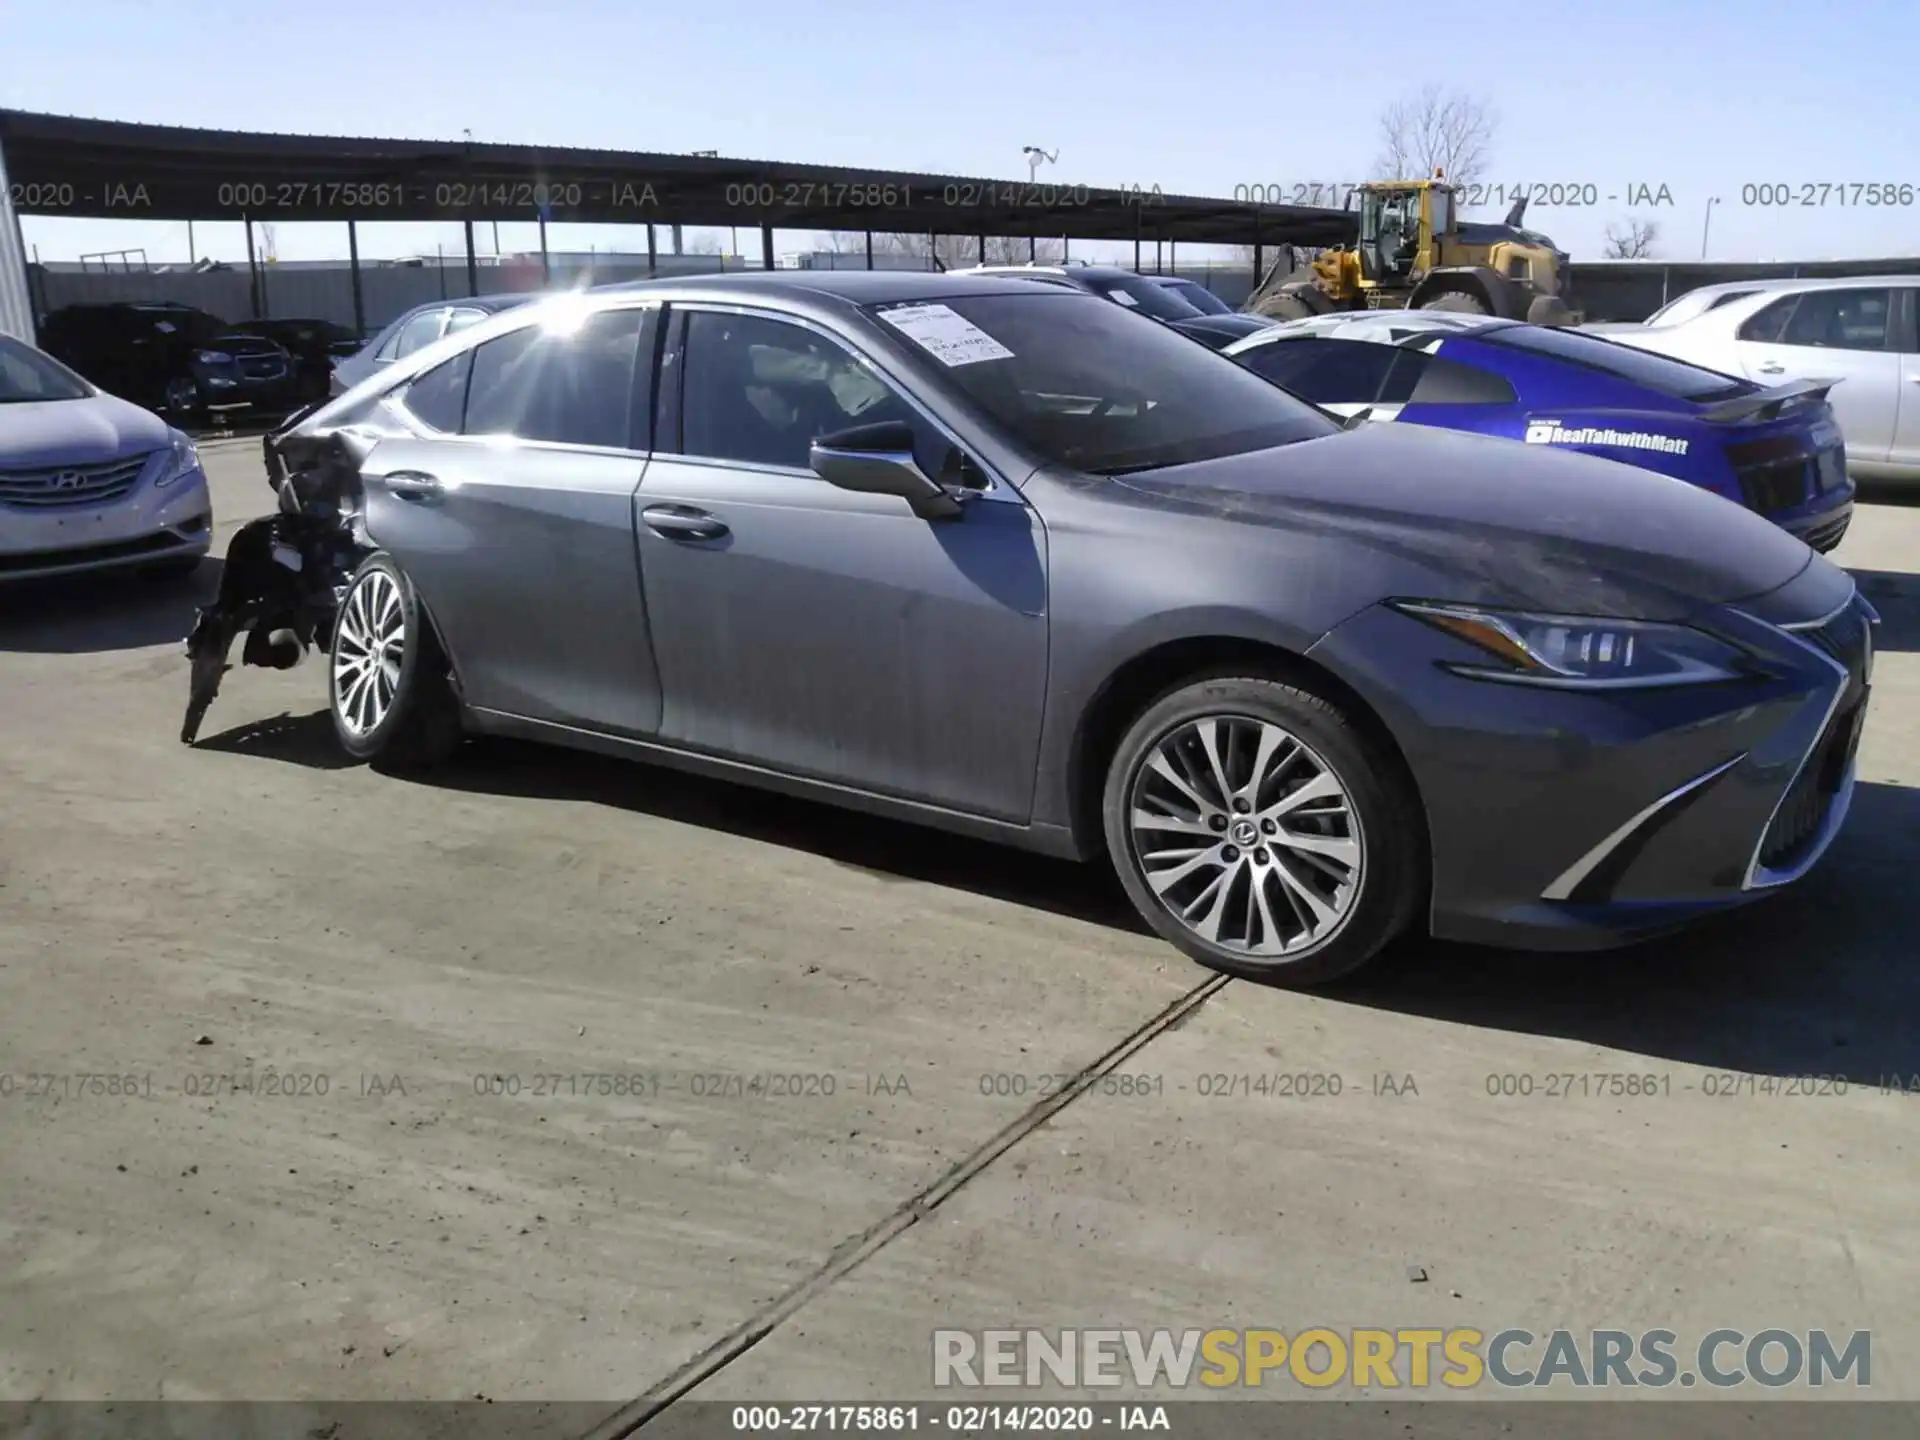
809 420 964 521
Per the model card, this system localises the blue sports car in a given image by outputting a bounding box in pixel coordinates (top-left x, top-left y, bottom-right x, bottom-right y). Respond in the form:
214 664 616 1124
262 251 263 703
1224 312 1855 553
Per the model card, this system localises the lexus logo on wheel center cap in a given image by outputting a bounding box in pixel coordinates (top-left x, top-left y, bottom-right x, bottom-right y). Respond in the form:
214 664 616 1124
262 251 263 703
1230 819 1260 846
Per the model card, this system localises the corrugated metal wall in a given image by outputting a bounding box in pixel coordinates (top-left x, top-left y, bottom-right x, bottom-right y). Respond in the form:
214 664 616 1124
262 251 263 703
28 254 765 336
0 141 37 343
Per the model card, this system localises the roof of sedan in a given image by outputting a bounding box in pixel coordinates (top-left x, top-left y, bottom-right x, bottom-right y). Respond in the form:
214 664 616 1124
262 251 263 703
593 269 1060 304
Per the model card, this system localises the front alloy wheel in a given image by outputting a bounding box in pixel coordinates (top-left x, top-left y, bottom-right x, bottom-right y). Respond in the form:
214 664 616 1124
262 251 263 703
1102 674 1424 984
1129 716 1363 957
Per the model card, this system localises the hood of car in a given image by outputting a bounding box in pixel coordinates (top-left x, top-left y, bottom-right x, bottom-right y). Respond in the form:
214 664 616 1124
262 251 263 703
0 391 173 469
1106 420 1816 618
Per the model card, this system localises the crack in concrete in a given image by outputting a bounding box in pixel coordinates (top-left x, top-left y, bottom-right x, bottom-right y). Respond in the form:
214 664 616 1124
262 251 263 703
576 972 1231 1439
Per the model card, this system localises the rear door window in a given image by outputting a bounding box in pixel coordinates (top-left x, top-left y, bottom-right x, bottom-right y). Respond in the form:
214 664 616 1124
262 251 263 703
1236 338 1398 405
462 306 653 449
402 351 473 433
1776 288 1893 351
389 309 447 360
1739 296 1798 344
1387 351 1519 405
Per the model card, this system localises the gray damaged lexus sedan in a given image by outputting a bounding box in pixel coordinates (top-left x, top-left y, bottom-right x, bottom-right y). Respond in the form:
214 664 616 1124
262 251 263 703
198 272 1873 985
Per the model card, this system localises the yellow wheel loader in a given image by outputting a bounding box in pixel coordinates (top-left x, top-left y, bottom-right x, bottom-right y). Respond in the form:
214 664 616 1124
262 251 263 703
1249 177 1583 326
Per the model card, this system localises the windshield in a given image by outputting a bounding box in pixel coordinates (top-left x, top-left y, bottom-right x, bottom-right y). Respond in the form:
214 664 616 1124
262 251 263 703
1476 323 1752 401
1646 289 1757 326
133 306 230 345
1164 280 1233 315
1088 273 1205 322
871 292 1336 475
0 336 91 402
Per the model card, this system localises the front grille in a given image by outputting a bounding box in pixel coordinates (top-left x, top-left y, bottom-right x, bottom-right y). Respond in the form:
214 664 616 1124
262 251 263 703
1799 599 1871 674
1758 696 1864 870
0 453 154 509
1727 434 1813 515
239 356 288 380
0 530 187 573
1757 598 1872 873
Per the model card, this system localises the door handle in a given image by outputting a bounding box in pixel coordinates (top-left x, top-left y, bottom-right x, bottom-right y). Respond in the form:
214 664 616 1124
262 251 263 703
385 471 443 502
642 504 729 541
1758 362 1786 374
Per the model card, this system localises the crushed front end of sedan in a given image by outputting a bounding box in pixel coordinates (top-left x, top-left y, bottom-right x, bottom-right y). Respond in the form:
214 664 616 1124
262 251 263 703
180 408 376 743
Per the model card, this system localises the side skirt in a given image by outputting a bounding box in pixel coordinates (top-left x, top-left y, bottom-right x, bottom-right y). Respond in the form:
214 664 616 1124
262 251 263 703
463 707 1087 861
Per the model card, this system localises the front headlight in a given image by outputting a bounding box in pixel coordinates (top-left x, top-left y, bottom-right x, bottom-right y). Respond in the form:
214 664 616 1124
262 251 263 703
195 349 233 365
154 431 201 489
1392 601 1752 689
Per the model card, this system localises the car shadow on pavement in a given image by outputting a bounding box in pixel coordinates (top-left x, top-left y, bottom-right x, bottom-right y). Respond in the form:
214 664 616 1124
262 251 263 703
1848 568 1920 653
0 558 220 655
189 717 1919 1079
1352 779 1920 1085
192 722 1150 934
193 708 360 770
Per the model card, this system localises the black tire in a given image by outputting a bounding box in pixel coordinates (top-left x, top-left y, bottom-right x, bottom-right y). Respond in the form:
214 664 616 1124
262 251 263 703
1421 291 1490 315
1101 673 1424 986
1251 290 1318 322
328 551 463 771
1526 294 1573 327
162 376 208 427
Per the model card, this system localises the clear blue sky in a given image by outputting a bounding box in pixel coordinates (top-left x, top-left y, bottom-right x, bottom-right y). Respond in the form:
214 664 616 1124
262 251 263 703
5 0 1917 268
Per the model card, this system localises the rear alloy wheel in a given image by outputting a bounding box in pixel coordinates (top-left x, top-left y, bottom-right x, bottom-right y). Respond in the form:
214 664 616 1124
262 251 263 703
329 552 463 770
1253 290 1320 321
1102 675 1423 985
163 376 206 426
1421 291 1490 315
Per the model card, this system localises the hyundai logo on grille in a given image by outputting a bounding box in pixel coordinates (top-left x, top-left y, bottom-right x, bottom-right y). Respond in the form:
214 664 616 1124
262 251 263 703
50 471 87 490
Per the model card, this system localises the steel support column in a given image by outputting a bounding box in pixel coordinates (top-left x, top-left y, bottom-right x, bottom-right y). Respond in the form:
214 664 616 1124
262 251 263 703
244 216 262 319
463 220 478 297
347 220 365 339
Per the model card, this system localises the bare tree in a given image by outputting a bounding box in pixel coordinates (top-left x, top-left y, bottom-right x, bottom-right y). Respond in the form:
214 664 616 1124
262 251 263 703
1373 85 1498 190
1601 217 1660 259
827 230 1065 268
681 229 724 254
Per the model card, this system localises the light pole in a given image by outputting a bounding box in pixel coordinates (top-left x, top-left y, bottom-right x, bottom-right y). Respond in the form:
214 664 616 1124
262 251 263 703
1700 196 1720 259
1022 145 1058 184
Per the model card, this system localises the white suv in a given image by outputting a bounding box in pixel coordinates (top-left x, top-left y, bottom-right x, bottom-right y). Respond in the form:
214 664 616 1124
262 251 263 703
1595 276 1920 484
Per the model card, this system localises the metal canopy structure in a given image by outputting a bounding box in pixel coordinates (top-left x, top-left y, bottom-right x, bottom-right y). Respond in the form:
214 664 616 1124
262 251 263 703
0 110 1358 249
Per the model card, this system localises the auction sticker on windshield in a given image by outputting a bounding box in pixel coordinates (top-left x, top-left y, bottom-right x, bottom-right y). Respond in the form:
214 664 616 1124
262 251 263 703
880 304 1014 366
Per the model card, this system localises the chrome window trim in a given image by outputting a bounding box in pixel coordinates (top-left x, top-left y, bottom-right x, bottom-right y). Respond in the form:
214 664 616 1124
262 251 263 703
1540 753 1748 902
666 300 1018 502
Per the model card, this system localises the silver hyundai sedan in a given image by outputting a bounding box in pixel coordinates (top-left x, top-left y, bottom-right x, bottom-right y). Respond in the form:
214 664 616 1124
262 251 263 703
0 334 212 582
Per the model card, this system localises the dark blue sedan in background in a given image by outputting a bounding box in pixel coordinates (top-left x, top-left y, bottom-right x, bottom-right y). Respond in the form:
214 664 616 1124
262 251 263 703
1226 312 1855 553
